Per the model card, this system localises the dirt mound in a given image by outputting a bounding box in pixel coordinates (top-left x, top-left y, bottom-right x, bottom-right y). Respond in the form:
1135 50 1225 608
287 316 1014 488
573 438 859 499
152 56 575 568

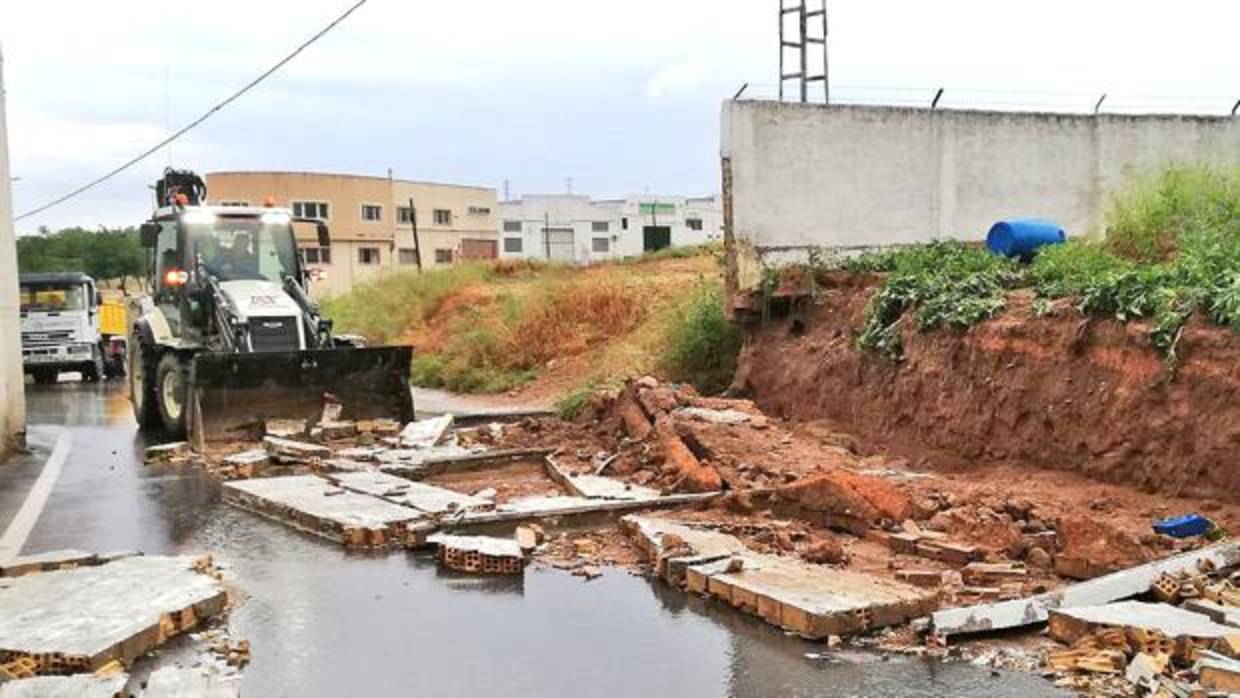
734 273 1240 502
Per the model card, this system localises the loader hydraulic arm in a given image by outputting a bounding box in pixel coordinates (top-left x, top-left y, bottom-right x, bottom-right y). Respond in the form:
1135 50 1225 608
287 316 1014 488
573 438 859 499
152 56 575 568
206 276 246 352
282 275 332 349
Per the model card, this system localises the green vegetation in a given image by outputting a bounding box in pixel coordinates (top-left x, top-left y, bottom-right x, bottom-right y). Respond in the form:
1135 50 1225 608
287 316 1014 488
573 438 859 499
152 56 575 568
17 226 144 289
555 378 602 420
661 279 744 394
321 264 496 345
836 164 1240 368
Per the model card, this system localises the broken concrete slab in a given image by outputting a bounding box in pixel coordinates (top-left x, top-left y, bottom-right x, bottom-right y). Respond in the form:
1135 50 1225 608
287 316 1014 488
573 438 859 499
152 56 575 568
544 456 661 501
379 447 550 478
325 471 493 515
399 414 454 448
221 449 268 467
932 540 1240 638
317 421 358 441
356 418 401 436
262 436 330 462
1196 653 1240 692
1048 601 1238 645
144 442 190 462
223 475 420 547
623 516 938 639
674 406 752 425
456 492 718 530
427 534 524 575
0 674 128 698
1180 599 1240 629
0 549 98 577
264 419 307 438
140 666 241 697
0 555 226 675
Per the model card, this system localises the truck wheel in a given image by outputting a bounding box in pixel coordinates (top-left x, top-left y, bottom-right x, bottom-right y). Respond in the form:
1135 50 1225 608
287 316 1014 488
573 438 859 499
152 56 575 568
130 345 160 430
155 353 187 437
83 349 103 383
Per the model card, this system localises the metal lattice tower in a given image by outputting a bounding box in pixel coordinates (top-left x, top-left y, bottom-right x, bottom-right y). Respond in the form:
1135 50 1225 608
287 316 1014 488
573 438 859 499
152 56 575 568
779 0 829 103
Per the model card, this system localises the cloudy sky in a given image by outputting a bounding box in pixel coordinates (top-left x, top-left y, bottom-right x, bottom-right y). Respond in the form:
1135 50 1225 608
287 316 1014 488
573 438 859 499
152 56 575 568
3 0 1238 232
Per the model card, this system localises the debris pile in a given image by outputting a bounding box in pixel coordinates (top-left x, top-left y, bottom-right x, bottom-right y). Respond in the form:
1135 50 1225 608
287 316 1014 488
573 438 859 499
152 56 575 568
0 551 239 691
1039 557 1240 695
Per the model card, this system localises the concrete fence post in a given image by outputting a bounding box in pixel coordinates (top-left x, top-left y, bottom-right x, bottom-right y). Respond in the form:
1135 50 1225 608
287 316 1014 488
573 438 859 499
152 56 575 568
0 44 28 457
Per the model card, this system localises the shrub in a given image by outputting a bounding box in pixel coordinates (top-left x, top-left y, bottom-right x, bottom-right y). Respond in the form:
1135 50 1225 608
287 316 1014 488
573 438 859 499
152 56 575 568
662 279 743 394
1105 164 1240 262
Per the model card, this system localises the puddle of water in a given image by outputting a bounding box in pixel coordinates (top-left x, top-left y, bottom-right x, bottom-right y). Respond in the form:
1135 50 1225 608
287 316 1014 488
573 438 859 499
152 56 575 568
188 509 1065 698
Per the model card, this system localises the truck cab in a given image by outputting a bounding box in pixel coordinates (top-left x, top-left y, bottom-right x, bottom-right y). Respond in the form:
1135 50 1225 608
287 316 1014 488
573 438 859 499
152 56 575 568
19 272 106 384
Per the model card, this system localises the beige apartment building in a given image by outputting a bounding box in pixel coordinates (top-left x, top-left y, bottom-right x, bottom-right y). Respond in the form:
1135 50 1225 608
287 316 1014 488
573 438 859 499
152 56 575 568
205 171 498 297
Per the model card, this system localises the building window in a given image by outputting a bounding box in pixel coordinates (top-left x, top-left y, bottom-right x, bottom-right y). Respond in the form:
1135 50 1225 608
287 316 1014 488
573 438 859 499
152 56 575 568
502 220 522 233
434 249 454 264
358 247 380 265
219 200 250 207
398 248 419 265
292 201 330 220
686 218 703 231
621 217 628 230
303 248 332 265
503 237 523 253
591 221 609 233
361 204 383 222
468 206 491 215
397 206 413 224
592 237 610 253
433 209 452 225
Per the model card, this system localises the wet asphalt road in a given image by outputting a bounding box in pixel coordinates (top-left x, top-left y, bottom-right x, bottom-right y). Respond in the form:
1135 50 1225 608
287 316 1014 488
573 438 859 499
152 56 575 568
0 381 1067 697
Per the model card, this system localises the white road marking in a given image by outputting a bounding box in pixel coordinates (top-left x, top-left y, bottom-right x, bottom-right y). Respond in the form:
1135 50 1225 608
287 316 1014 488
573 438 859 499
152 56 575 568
0 432 72 563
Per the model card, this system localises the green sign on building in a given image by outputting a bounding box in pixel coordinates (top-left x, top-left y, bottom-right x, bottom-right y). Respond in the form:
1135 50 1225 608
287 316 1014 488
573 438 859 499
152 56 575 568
638 203 676 215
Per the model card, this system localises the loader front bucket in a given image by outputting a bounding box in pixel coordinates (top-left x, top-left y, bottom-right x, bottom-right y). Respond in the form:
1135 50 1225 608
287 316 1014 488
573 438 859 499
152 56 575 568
186 346 414 446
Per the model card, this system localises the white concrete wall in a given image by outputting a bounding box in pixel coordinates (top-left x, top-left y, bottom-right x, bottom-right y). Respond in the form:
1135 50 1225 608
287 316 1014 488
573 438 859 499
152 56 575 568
0 48 26 455
722 100 1240 292
498 194 722 264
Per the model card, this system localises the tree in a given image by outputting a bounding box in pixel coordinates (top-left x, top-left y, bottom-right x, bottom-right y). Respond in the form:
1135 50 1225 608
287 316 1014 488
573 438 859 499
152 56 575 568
17 226 145 289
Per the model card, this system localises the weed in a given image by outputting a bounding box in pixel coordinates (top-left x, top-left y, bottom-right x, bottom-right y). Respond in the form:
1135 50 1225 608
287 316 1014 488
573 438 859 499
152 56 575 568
321 264 494 344
556 378 601 420
662 278 744 394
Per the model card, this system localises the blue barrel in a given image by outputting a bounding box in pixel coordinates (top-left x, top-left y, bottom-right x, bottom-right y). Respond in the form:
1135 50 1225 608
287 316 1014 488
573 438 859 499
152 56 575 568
986 219 1066 259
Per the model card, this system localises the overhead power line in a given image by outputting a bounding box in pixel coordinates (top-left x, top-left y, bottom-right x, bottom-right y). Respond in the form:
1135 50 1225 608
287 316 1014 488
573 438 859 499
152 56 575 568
14 0 369 222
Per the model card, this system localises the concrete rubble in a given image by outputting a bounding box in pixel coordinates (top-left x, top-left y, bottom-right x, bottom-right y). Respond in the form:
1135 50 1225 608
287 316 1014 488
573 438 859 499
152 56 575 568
428 534 525 575
623 515 938 639
0 674 127 697
0 554 228 678
156 374 1240 692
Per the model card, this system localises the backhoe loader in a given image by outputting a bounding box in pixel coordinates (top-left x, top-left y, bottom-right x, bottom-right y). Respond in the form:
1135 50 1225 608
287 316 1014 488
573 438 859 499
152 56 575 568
128 169 413 446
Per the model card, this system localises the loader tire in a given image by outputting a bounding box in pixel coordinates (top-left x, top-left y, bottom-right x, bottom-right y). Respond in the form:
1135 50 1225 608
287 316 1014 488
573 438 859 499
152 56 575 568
130 344 160 430
155 353 187 438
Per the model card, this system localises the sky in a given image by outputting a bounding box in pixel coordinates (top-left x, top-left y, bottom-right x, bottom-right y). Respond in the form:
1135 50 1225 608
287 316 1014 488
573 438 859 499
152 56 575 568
2 0 1239 233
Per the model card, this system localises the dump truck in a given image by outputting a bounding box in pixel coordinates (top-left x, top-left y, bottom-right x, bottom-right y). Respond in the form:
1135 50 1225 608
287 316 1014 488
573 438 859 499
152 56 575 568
20 272 127 383
128 169 413 445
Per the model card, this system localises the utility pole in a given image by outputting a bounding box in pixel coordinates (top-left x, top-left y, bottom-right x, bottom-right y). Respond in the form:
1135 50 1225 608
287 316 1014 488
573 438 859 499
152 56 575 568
502 178 511 202
0 45 27 453
543 212 551 260
407 197 423 272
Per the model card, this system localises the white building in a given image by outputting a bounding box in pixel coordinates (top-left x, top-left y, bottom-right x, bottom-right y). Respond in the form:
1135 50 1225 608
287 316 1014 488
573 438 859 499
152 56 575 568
497 194 722 264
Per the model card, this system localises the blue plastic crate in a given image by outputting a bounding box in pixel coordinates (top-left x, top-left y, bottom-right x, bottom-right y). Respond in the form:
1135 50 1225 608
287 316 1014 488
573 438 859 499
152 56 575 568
1152 514 1212 538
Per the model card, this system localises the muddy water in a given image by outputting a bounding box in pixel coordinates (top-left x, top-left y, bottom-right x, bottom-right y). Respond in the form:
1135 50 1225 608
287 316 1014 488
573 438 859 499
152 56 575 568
189 510 1063 697
6 383 1067 697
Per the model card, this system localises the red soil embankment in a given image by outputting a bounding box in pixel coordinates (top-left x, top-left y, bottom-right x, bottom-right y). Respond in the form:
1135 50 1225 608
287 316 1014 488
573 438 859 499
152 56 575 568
733 273 1240 502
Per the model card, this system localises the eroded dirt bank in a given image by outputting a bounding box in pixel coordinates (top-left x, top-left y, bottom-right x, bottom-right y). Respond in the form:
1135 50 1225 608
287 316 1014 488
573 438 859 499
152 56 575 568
733 273 1240 502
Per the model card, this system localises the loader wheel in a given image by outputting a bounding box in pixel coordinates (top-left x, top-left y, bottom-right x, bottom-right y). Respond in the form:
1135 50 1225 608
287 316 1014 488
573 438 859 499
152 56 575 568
156 354 187 437
129 345 160 430
32 369 57 385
